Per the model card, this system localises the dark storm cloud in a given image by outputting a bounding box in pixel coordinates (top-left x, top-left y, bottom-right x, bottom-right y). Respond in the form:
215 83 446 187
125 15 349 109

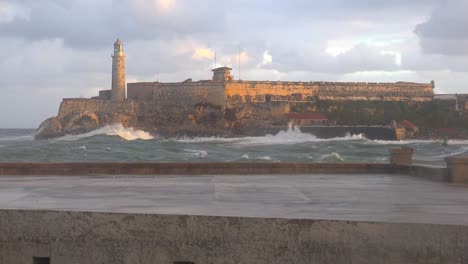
415 0 468 55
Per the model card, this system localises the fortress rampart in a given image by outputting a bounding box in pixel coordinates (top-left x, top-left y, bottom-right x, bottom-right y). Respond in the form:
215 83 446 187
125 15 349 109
127 72 434 109
225 81 434 106
128 81 226 110
58 98 136 118
36 40 467 140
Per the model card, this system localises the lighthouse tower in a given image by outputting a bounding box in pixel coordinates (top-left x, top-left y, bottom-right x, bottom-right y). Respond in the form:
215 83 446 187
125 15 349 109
111 39 126 101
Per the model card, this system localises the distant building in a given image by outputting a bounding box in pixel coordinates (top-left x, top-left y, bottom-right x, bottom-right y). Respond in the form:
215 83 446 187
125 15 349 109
212 67 234 81
97 39 437 108
398 120 419 138
287 113 328 126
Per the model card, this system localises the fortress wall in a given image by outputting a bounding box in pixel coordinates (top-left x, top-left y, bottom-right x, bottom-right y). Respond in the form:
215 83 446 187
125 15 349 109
225 81 434 105
127 83 154 101
316 82 434 101
225 81 318 106
152 81 226 109
58 99 136 118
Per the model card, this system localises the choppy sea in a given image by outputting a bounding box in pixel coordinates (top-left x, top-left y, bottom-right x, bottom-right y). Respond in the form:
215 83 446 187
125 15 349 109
1 124 467 167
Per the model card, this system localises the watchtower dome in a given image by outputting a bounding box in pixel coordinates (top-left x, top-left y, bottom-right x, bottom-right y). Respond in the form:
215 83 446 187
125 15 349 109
111 38 126 101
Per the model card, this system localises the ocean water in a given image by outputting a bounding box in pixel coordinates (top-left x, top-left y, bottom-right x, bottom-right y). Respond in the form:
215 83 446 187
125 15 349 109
0 124 467 166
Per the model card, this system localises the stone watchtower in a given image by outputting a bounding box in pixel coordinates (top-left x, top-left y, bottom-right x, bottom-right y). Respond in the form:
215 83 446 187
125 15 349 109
111 39 126 101
212 67 234 81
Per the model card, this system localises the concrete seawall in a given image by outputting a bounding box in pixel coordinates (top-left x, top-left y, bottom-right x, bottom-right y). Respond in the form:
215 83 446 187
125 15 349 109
0 162 409 176
0 209 466 264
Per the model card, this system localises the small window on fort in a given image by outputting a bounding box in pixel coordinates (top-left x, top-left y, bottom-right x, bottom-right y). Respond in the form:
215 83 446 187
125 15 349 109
33 257 50 264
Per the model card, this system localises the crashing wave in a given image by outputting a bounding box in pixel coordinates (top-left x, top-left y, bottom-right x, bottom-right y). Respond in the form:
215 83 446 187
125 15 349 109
317 152 345 162
184 149 208 157
175 125 366 146
56 124 154 141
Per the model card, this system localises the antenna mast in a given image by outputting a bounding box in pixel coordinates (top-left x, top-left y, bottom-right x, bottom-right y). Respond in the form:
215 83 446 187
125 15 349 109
238 46 241 80
214 50 217 69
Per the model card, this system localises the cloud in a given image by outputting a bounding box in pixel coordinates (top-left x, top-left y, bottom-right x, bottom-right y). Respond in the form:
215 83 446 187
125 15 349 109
192 47 215 60
415 0 468 55
0 0 227 49
260 50 272 66
155 0 175 10
1 0 468 128
0 1 29 22
266 42 400 74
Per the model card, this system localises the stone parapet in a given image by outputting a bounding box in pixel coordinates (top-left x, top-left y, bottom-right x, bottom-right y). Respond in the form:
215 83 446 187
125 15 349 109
446 156 468 183
389 147 413 166
0 162 408 176
0 209 467 264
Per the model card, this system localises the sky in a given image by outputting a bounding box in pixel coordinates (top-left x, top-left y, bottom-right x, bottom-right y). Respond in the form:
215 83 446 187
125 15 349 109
0 0 467 128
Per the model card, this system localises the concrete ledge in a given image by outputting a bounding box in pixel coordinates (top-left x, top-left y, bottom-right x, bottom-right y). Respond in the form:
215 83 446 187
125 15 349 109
0 162 410 176
0 209 467 264
446 156 468 183
409 165 449 182
389 147 414 166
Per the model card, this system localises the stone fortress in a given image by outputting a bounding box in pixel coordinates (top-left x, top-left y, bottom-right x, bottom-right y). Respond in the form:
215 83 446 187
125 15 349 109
36 39 467 139
97 39 435 106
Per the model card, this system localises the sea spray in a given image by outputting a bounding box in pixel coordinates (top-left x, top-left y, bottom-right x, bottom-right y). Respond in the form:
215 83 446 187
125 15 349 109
1 128 467 166
175 125 366 146
56 124 154 141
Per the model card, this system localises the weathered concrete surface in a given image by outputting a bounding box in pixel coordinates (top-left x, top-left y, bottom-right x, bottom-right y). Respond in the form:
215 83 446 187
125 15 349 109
0 174 467 225
1 174 468 263
390 147 414 166
446 155 468 183
0 209 467 264
0 162 408 176
409 165 449 182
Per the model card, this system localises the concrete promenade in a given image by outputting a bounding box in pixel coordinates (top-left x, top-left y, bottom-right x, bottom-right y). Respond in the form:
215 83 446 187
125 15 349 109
0 173 467 226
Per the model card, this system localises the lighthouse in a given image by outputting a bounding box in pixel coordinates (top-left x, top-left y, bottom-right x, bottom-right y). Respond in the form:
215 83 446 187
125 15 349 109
111 39 126 101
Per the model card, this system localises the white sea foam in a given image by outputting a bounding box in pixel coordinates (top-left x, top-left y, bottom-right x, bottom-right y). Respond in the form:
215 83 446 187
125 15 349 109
0 134 34 142
71 146 87 150
184 149 208 157
57 124 154 141
317 152 345 162
241 154 249 159
371 139 434 145
257 156 273 160
414 147 468 161
175 126 366 146
448 140 468 145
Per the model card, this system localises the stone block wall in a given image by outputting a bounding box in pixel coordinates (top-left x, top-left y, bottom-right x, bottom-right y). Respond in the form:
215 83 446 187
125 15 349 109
152 81 226 109
127 83 154 101
58 99 136 118
225 81 434 106
226 81 318 107
128 81 226 109
316 82 434 101
1 210 467 264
